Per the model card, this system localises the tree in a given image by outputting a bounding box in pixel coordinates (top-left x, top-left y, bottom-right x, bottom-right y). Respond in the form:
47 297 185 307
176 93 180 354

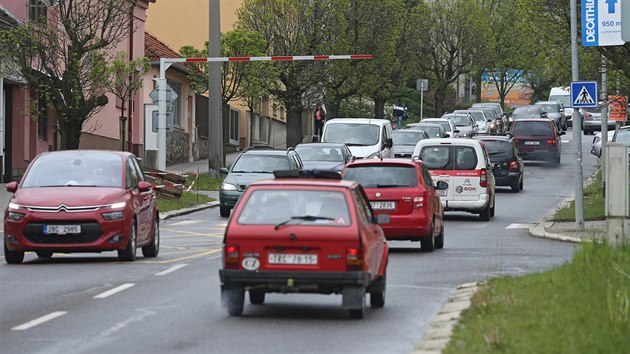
0 0 137 149
106 52 150 151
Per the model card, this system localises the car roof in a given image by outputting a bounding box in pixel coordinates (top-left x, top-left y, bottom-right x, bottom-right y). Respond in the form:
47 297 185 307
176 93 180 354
296 142 347 148
415 137 483 147
346 158 419 167
240 149 290 156
249 178 358 189
325 118 390 126
511 118 551 122
476 135 511 142
535 101 559 105
37 149 132 159
421 118 449 121
409 122 443 127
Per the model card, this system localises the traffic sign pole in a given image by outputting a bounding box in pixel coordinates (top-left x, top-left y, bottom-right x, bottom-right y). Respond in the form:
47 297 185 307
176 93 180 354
571 0 585 231
601 56 608 191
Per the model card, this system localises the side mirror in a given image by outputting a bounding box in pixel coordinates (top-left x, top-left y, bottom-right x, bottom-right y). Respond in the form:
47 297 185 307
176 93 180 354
559 131 566 136
435 180 448 190
5 181 18 193
384 138 393 149
541 112 548 118
376 213 390 224
453 129 460 134
138 181 153 192
444 133 450 138
219 167 229 174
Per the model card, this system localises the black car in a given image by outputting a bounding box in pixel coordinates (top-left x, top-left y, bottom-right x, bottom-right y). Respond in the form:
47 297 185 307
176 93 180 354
477 135 524 192
391 130 430 157
294 143 354 172
219 147 304 217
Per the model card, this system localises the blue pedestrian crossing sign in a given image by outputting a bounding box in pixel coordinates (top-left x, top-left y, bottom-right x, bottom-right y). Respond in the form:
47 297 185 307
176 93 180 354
570 81 598 108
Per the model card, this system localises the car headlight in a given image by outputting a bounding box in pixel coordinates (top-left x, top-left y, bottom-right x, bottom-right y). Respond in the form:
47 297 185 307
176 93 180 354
110 202 126 209
8 202 20 210
7 211 25 221
221 183 237 191
102 211 125 220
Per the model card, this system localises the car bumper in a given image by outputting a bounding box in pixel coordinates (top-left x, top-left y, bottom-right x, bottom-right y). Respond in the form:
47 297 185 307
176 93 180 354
219 190 243 208
522 151 558 161
442 193 489 212
219 269 371 290
494 172 520 186
375 210 431 240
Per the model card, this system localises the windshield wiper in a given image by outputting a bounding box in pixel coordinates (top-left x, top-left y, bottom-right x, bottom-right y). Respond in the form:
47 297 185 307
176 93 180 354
250 170 271 173
274 215 335 230
488 151 506 155
345 143 366 146
231 170 248 173
376 184 401 188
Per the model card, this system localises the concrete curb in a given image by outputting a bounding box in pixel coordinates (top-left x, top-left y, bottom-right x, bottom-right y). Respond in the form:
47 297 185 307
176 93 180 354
159 201 219 221
411 282 479 354
528 222 583 243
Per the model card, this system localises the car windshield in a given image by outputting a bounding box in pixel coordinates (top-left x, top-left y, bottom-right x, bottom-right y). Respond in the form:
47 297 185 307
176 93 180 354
512 122 553 137
513 106 541 116
549 95 571 107
21 152 124 188
393 131 426 146
481 140 513 159
295 146 344 162
412 125 441 137
237 189 351 226
231 154 289 173
537 103 560 112
322 123 380 146
343 165 418 188
447 115 472 127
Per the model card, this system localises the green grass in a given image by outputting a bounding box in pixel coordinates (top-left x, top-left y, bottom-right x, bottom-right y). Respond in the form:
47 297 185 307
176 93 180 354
184 172 223 191
157 191 214 213
444 242 630 354
553 170 605 221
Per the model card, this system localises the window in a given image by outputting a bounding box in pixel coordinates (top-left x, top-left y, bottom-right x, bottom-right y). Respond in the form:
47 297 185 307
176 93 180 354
29 0 47 23
126 159 139 189
229 109 240 145
37 93 47 140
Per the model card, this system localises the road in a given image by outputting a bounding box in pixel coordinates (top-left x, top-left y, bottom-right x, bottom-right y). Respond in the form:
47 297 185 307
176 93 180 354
0 130 599 354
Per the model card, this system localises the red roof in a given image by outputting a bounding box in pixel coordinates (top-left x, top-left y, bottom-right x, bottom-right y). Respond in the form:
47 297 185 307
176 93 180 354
145 32 180 62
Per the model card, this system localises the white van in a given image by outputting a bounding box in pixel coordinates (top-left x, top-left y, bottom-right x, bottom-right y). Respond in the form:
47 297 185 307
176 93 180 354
321 118 393 158
549 87 574 126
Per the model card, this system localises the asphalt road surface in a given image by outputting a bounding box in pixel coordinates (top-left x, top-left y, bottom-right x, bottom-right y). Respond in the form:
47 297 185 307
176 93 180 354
0 130 599 354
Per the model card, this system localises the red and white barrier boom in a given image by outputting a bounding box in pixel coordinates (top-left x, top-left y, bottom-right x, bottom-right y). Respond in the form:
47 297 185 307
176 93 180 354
155 54 373 170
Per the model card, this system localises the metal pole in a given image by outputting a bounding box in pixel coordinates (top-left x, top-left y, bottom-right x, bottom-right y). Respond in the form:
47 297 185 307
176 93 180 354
570 0 585 231
157 58 167 171
601 55 608 191
208 0 222 178
420 85 424 120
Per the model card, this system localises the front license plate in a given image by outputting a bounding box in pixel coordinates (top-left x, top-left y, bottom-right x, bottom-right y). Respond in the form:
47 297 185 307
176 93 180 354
524 141 540 145
370 201 396 210
44 224 81 235
437 190 448 197
268 253 318 265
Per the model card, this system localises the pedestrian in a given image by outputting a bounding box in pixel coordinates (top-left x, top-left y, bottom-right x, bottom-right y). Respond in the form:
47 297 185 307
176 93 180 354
313 105 326 142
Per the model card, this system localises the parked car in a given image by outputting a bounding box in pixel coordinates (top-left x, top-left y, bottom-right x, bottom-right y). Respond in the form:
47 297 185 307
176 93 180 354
510 105 548 121
295 143 354 172
219 170 389 318
580 106 617 135
391 130 430 158
510 118 565 166
3 150 159 264
442 113 478 137
590 131 616 157
420 117 460 138
412 138 496 221
219 147 304 217
476 135 525 192
535 101 567 131
321 118 393 159
343 158 447 251
405 122 450 138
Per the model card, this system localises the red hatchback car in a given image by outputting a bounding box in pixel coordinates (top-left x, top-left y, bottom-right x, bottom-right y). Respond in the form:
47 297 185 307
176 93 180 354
219 170 389 319
343 158 447 251
3 150 159 264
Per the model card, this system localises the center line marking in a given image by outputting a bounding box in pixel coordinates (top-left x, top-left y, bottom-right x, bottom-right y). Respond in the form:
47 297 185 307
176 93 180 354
155 264 188 276
12 311 68 331
94 283 135 299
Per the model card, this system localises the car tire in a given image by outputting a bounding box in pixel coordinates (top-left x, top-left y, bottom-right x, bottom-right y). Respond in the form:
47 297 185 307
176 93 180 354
220 206 231 218
370 271 386 308
142 216 160 258
519 177 524 191
36 251 53 259
223 285 245 316
511 181 520 193
479 204 491 221
420 221 435 252
490 197 495 217
118 221 137 262
249 290 265 305
554 154 561 166
435 221 444 249
4 243 24 264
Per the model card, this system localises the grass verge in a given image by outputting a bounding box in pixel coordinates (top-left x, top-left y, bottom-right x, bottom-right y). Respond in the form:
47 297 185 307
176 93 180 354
157 191 213 213
444 242 630 354
186 172 223 191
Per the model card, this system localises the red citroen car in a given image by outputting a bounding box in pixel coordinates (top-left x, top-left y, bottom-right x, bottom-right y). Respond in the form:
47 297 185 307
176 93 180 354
219 170 389 319
3 150 159 264
343 158 447 251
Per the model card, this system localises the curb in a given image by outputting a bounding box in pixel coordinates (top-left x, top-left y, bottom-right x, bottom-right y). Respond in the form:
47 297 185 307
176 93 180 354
159 201 219 221
527 222 584 243
411 282 479 354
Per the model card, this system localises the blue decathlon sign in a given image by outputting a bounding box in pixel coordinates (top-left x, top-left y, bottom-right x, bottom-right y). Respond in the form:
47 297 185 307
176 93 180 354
582 0 625 46
570 81 598 108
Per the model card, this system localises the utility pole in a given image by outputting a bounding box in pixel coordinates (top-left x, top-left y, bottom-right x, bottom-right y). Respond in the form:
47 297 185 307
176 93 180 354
208 0 222 178
601 55 608 191
570 0 585 231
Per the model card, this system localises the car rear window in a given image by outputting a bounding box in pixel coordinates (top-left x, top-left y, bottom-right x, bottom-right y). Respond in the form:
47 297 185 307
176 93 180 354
237 189 351 226
295 146 344 162
231 154 289 173
393 131 426 146
511 121 553 137
415 125 441 138
343 165 418 188
418 146 478 170
322 123 380 146
480 140 513 159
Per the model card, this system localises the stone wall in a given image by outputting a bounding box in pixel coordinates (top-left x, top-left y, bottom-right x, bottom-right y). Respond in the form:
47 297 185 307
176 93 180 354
166 129 189 165
193 135 209 160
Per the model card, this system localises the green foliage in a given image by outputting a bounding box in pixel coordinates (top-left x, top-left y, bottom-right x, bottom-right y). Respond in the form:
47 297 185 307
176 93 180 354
107 52 151 104
157 192 214 213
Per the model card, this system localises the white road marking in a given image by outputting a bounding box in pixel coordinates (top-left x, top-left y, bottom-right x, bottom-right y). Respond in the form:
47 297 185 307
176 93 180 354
562 140 569 143
155 264 188 276
12 311 67 331
93 283 135 299
168 220 203 226
506 223 534 229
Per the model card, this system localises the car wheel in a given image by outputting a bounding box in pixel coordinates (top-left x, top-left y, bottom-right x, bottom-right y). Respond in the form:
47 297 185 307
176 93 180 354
479 204 491 221
511 181 520 193
370 271 386 308
519 176 524 191
249 290 265 305
435 221 444 249
142 216 160 258
118 221 137 262
420 221 435 252
220 206 231 218
36 251 53 259
223 285 245 316
554 154 561 166
490 197 495 217
4 243 24 264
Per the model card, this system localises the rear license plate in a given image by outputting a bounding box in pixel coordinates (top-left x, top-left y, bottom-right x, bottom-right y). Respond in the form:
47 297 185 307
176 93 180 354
44 224 81 235
437 190 448 197
370 201 396 210
268 253 318 265
524 141 540 145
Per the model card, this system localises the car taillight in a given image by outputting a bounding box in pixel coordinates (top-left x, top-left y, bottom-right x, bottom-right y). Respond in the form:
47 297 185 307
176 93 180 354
413 195 424 208
509 161 519 172
224 245 239 269
584 113 592 119
346 247 364 271
546 139 557 145
480 169 488 188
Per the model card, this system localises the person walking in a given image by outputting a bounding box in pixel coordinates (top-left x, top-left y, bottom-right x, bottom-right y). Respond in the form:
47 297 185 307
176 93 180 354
313 105 326 142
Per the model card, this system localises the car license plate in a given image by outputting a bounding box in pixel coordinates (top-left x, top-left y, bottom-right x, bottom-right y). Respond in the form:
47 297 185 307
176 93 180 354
268 253 318 265
437 190 448 197
524 141 540 145
370 201 396 210
44 224 81 235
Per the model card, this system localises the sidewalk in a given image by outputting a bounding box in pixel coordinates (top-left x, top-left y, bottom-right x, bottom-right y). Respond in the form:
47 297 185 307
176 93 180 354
165 151 240 175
